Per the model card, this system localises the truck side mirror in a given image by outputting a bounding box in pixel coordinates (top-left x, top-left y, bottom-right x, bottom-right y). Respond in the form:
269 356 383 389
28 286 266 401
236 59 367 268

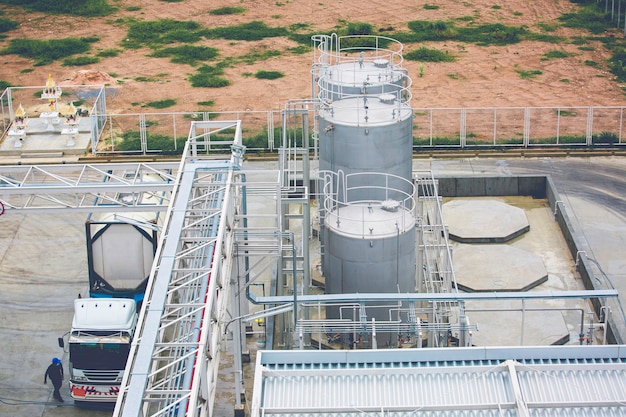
58 337 65 348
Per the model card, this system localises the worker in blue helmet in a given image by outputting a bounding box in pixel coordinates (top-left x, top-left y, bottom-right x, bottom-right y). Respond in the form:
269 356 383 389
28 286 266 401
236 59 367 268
44 357 64 402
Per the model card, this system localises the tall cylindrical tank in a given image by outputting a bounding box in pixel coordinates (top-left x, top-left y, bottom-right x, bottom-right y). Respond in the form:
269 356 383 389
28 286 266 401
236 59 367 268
320 173 416 346
318 94 414 201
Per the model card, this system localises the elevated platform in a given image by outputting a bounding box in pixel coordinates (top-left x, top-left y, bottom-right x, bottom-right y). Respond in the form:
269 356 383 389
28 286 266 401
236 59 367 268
0 116 91 158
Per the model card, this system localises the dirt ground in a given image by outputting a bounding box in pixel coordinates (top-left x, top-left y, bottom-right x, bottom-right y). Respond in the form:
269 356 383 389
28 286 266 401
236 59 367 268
1 0 625 114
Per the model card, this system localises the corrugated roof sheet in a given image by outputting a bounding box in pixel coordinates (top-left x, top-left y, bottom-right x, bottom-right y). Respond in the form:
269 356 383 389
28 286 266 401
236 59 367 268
251 346 626 417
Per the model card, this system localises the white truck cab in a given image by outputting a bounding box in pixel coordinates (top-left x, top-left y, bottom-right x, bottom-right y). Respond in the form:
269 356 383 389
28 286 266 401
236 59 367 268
66 298 137 404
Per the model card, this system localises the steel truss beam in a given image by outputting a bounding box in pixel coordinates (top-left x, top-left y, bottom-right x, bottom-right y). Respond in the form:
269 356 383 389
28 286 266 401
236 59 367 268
0 162 179 212
105 120 245 417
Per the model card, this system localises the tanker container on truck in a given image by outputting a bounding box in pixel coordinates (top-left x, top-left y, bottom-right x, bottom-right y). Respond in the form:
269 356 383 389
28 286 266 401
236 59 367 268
59 209 161 405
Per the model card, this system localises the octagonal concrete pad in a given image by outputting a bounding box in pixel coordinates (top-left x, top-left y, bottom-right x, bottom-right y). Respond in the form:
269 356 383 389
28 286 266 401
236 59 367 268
443 199 529 243
454 244 548 292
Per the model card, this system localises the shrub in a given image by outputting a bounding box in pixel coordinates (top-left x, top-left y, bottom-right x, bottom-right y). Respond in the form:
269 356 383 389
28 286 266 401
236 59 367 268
405 46 455 62
594 131 618 144
541 50 574 60
125 19 203 48
205 21 288 41
255 70 284 80
62 56 100 66
515 69 542 79
118 131 186 154
559 3 612 34
0 0 115 16
97 48 121 57
2 37 92 65
189 65 230 88
407 20 457 41
0 17 18 33
150 45 219 66
209 6 246 15
146 99 177 109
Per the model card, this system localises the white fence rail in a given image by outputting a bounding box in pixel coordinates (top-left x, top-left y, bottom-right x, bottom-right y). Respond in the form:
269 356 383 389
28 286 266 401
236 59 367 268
2 89 625 155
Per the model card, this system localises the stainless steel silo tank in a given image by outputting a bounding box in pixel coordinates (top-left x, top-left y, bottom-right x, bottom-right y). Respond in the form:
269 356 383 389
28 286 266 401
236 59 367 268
317 55 409 102
318 94 414 201
320 173 417 346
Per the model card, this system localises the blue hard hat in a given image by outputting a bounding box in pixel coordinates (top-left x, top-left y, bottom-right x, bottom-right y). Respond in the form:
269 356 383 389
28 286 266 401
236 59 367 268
52 357 61 364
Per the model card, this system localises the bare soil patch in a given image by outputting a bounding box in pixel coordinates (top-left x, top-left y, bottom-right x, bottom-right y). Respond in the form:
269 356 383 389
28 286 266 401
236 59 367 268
1 0 624 115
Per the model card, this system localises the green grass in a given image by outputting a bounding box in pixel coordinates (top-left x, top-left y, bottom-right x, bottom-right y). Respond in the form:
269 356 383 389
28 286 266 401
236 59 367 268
0 17 18 33
405 46 455 62
197 100 215 106
515 69 543 79
0 0 115 16
1 37 94 65
150 45 219 66
608 47 626 82
558 2 613 34
189 65 230 88
0 79 12 90
146 99 177 109
209 6 246 15
255 70 284 80
541 50 574 61
205 21 288 41
537 22 559 32
227 48 281 65
557 109 577 117
62 56 100 66
124 19 204 48
423 3 439 10
96 48 121 57
400 20 528 46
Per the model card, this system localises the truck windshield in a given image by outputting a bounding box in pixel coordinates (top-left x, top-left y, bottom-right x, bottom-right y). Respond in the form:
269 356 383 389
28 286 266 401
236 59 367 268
69 342 130 370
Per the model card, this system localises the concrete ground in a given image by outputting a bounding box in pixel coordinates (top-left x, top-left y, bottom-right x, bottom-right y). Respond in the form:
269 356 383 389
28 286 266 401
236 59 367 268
0 155 625 417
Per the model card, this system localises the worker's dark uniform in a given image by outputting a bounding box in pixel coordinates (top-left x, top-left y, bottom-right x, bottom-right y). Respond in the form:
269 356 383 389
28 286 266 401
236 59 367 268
44 362 64 402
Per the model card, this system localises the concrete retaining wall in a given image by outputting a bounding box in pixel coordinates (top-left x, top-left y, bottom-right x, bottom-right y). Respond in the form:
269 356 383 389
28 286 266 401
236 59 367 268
437 175 623 344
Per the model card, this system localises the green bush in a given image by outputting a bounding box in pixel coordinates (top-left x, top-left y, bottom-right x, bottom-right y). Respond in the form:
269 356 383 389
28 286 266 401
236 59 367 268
407 20 458 41
62 56 100 66
608 47 626 82
255 70 284 80
594 131 619 144
150 45 219 66
405 46 455 62
2 37 92 65
125 19 203 48
0 0 115 16
231 48 281 65
205 21 288 41
0 17 18 33
97 48 121 57
146 99 177 109
118 131 186 154
0 79 12 90
515 69 543 79
559 3 612 34
209 6 246 15
189 65 230 88
541 50 574 60
456 23 526 45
